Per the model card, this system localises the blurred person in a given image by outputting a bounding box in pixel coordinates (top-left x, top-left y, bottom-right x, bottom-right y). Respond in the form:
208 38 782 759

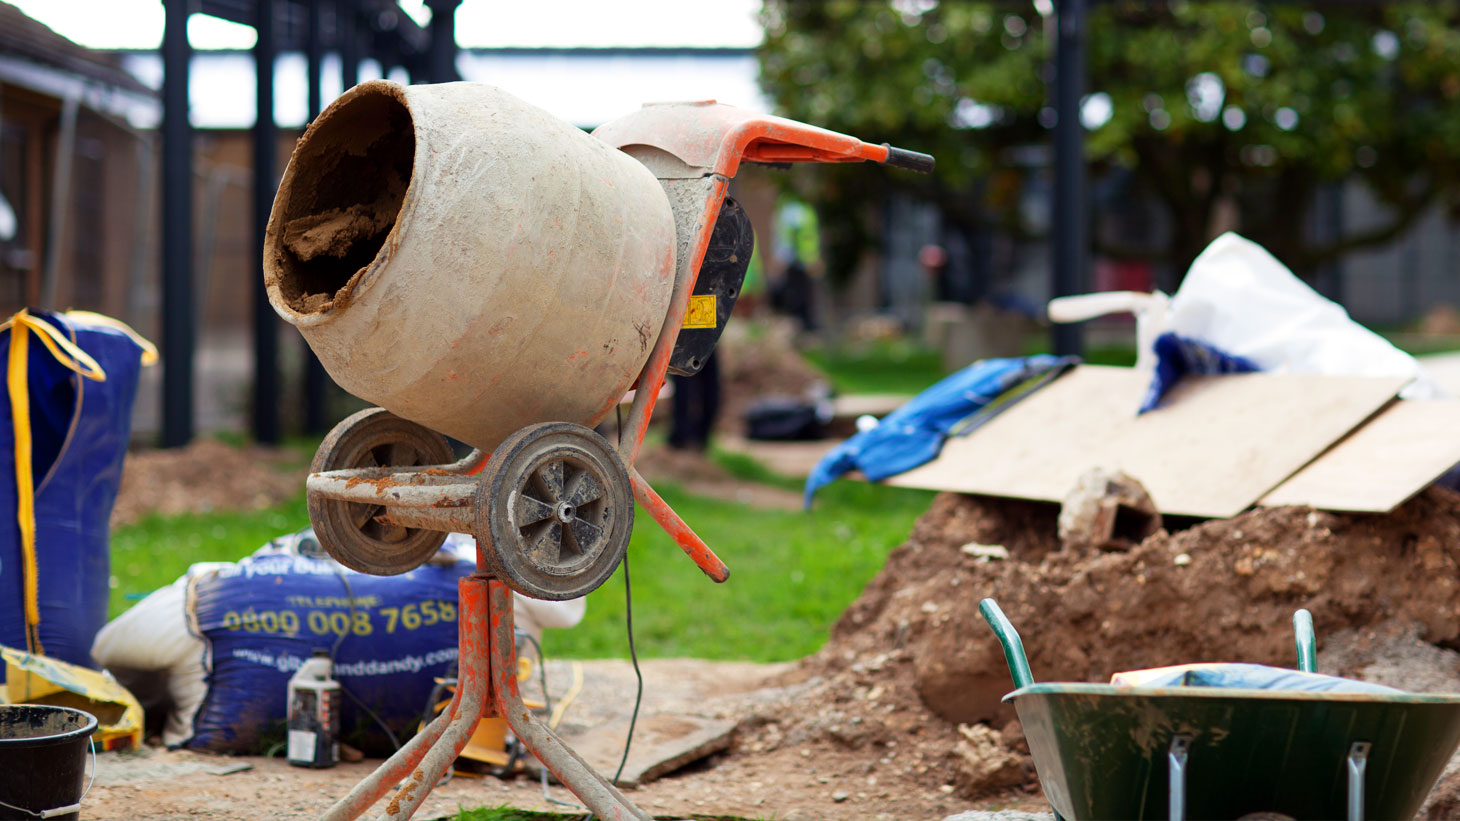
770 195 821 331
668 354 721 452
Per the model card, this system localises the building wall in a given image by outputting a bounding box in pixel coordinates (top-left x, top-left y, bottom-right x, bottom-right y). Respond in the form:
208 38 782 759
187 130 298 336
0 80 153 328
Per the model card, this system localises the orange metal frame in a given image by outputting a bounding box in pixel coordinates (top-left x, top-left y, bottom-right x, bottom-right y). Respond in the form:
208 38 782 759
594 101 909 586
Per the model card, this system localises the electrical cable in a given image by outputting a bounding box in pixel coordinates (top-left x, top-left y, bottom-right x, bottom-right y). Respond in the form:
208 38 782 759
518 631 554 718
420 667 454 732
328 564 403 751
611 552 643 786
341 683 402 752
580 551 645 821
550 661 585 729
569 396 647 820
520 626 588 812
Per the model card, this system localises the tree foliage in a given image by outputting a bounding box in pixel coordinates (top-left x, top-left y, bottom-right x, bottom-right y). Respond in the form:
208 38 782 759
757 0 1460 283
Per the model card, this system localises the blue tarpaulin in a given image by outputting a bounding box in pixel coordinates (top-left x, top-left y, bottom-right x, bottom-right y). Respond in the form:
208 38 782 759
803 355 1077 507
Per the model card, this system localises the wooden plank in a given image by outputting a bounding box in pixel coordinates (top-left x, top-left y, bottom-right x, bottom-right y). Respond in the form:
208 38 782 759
1259 399 1460 512
560 712 735 788
884 365 1406 518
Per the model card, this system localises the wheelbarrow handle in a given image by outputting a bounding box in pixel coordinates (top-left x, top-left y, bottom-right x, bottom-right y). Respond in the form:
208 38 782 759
979 598 1035 689
1294 609 1316 673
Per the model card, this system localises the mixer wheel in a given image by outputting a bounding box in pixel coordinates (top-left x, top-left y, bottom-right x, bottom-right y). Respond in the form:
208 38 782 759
309 407 456 576
475 422 633 601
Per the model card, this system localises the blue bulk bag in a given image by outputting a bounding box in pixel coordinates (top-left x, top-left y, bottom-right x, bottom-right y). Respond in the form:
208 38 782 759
185 531 471 754
0 309 152 667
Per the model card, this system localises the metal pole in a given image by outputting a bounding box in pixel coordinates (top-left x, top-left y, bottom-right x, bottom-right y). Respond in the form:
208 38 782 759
307 1 324 118
252 0 280 444
40 93 78 308
161 0 194 447
126 135 157 319
339 0 359 90
302 0 330 434
1051 0 1087 358
424 0 462 83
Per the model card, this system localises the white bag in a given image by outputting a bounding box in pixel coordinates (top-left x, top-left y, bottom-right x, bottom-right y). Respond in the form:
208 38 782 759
1169 233 1442 399
1048 232 1443 399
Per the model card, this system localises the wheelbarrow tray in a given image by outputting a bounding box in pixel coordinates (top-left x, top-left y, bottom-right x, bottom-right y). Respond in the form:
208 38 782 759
1009 682 1460 821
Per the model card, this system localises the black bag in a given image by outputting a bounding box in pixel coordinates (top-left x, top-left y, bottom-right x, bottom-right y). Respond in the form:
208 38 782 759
743 396 831 441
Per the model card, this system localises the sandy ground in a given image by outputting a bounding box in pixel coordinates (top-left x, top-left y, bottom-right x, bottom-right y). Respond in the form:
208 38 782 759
80 658 1044 820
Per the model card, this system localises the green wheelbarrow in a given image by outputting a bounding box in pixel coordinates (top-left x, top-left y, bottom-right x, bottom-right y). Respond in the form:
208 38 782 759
980 599 1460 821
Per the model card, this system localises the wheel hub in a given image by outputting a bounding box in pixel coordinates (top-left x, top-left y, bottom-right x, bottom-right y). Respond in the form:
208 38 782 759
307 407 456 576
476 422 633 601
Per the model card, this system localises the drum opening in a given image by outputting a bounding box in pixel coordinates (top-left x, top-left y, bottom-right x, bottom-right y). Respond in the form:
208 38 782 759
265 82 415 315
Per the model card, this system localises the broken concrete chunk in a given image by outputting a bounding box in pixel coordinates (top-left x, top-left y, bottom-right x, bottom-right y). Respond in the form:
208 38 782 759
1057 467 1161 552
960 543 1009 562
952 722 1025 792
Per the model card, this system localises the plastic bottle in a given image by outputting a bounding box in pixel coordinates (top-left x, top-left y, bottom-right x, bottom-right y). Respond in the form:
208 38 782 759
286 649 340 768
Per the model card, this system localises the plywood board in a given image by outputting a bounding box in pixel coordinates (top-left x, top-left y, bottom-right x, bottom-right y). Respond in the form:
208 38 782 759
562 713 734 788
884 366 1406 518
1259 399 1460 512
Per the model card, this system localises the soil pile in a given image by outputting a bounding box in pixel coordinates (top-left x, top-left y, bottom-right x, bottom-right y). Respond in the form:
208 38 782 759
112 439 308 526
732 488 1460 808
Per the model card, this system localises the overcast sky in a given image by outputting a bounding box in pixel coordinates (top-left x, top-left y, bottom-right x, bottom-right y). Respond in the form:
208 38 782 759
8 0 765 50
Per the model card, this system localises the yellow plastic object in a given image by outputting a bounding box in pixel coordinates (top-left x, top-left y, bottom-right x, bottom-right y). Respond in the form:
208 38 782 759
1 645 144 750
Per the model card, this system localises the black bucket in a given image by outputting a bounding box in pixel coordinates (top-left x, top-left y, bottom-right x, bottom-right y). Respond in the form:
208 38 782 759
0 705 96 820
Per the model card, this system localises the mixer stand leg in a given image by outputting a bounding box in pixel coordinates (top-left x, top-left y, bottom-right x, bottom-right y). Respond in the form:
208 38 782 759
322 575 650 821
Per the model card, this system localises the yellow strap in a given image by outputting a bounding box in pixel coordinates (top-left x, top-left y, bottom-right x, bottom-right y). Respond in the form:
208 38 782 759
64 311 159 367
4 309 114 655
0 312 106 383
7 316 41 654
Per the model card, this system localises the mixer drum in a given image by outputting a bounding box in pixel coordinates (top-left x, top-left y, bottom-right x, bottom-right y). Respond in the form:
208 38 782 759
263 80 677 451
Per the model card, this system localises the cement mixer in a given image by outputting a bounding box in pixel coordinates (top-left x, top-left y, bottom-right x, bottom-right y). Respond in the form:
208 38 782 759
265 79 934 603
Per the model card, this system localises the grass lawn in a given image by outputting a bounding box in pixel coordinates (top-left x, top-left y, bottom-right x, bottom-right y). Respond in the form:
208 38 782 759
804 334 1140 398
802 338 945 395
541 477 932 662
109 495 309 616
108 449 933 664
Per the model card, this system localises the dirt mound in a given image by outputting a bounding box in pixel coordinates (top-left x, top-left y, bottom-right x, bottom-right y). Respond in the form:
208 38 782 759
112 439 308 526
730 488 1460 806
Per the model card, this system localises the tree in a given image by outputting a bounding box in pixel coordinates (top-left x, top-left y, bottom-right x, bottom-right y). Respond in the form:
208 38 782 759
757 1 1460 285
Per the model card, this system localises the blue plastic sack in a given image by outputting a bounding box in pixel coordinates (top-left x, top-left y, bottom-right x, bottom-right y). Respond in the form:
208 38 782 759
803 355 1077 507
1114 662 1401 696
0 310 148 667
1138 332 1262 414
185 531 473 754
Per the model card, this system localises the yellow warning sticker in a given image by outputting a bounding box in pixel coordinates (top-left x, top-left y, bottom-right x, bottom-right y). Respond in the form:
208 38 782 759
683 294 718 329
